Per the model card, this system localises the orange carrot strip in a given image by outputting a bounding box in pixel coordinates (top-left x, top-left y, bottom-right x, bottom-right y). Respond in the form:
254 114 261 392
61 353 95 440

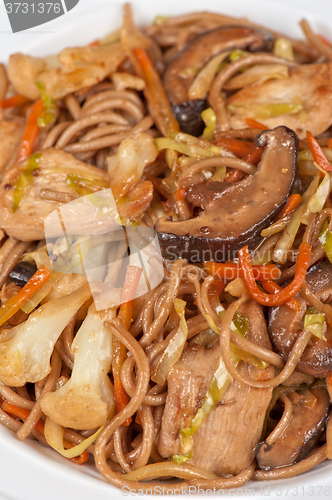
113 265 143 426
212 278 225 296
174 187 186 201
2 402 45 434
89 39 100 46
17 98 44 162
225 143 264 183
133 47 179 135
328 138 332 149
0 265 51 327
245 118 268 130
306 130 332 173
276 193 302 221
0 94 29 109
2 401 89 464
243 144 264 166
239 242 311 306
204 261 281 282
117 265 143 330
225 169 245 183
70 451 89 465
316 34 332 47
261 280 301 311
215 137 253 158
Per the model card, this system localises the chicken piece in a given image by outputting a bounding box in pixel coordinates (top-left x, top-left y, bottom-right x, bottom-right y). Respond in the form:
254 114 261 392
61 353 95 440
117 180 153 222
158 300 275 476
8 45 126 101
0 118 24 176
0 147 154 241
7 54 57 100
0 148 109 241
227 63 332 139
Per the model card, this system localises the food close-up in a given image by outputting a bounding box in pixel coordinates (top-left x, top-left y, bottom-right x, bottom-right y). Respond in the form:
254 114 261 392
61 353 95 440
1 1 332 495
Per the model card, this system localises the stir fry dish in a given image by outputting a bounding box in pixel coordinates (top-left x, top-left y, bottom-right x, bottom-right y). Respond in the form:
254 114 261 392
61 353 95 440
1 3 332 493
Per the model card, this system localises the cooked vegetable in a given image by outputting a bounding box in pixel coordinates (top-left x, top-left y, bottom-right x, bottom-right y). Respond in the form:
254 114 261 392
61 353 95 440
0 265 51 327
41 306 114 429
0 284 91 386
239 241 311 307
9 261 37 287
156 126 297 261
152 298 188 385
17 99 44 162
107 132 158 201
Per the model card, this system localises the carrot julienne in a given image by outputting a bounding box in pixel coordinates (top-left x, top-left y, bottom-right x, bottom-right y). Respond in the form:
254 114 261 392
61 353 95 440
133 47 180 135
276 193 302 221
260 280 301 311
306 130 332 173
174 187 186 201
244 118 268 130
17 98 44 162
2 402 89 464
0 94 29 109
0 265 51 327
113 265 143 426
225 143 264 183
238 242 312 306
215 137 253 158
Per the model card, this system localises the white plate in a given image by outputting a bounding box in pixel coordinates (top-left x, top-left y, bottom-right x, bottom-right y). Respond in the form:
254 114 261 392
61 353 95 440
1 0 332 498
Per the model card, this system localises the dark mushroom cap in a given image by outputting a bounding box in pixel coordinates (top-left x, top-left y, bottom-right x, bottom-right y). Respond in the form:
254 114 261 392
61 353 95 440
9 261 37 287
155 126 298 262
163 25 273 135
256 387 330 470
269 260 332 378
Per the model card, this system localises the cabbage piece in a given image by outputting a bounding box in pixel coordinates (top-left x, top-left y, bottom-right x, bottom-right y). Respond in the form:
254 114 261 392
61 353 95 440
201 108 217 142
319 221 332 262
172 355 232 463
273 175 320 264
301 164 332 225
273 38 295 61
151 299 188 385
188 51 231 100
298 148 332 163
228 101 303 119
0 284 91 387
40 306 115 430
304 307 327 339
156 137 227 159
44 417 105 458
225 64 289 90
107 133 158 202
